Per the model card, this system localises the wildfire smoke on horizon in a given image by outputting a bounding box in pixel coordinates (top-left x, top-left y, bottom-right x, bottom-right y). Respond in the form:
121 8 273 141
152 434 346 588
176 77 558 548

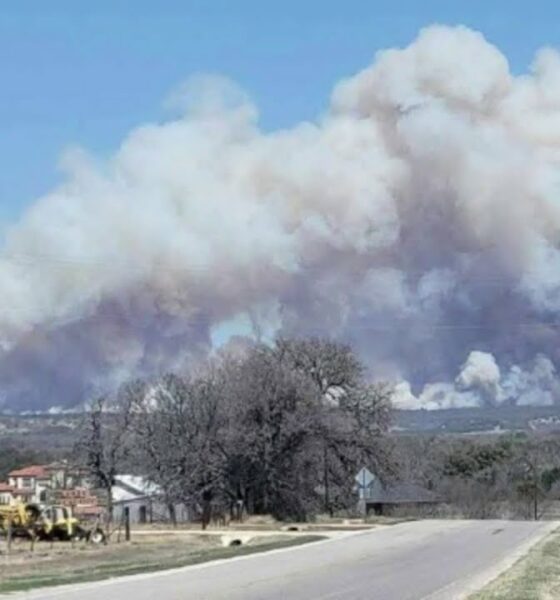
2 25 560 411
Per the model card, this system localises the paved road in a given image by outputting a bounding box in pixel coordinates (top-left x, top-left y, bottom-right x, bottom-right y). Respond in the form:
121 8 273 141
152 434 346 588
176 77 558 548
15 520 555 600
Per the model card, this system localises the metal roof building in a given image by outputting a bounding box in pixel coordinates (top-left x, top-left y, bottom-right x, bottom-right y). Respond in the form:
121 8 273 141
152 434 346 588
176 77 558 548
359 473 440 516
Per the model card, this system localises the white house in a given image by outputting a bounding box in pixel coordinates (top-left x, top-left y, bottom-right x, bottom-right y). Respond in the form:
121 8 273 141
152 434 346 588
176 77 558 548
111 475 189 525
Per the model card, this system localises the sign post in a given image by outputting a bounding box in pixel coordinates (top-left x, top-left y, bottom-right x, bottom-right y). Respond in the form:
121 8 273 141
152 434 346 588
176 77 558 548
355 467 375 499
355 467 376 516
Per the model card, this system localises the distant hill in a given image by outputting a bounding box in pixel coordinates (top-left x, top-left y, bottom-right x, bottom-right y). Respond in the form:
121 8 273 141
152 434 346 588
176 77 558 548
2 406 560 456
393 405 560 435
0 413 81 453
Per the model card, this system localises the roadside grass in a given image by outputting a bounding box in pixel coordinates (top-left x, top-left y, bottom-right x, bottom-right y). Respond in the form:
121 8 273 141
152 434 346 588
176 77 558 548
471 528 560 600
363 515 415 526
0 534 324 594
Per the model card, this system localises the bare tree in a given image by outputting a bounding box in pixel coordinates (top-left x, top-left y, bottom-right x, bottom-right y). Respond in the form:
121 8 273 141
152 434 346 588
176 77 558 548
76 384 137 525
224 346 320 518
274 338 392 511
510 438 560 520
127 378 181 524
121 337 395 523
130 372 229 528
274 337 364 398
221 340 395 519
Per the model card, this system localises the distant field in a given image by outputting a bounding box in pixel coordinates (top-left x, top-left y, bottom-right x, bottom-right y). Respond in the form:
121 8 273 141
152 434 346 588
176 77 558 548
0 413 81 454
3 404 560 456
394 405 560 435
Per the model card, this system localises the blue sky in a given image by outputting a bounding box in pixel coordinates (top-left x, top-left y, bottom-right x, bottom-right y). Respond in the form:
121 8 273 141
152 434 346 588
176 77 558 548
1 0 559 224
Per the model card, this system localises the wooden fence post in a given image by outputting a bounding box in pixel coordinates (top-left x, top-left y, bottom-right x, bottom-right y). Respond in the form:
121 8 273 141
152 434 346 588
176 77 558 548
7 517 12 555
125 510 131 542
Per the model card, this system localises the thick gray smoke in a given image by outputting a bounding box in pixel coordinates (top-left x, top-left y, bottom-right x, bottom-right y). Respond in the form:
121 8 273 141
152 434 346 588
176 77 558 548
2 25 560 410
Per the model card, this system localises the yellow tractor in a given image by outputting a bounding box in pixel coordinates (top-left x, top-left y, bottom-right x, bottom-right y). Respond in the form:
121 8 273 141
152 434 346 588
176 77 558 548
0 502 105 544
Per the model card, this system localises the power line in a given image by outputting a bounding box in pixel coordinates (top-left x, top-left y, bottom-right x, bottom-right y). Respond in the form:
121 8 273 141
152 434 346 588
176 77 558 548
0 251 548 284
0 307 558 334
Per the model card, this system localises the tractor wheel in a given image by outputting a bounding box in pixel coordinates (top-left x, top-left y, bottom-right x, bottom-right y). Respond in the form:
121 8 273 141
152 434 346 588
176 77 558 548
88 528 106 545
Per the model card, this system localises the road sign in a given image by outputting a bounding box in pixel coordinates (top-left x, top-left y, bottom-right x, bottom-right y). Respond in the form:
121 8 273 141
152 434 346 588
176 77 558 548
355 467 375 489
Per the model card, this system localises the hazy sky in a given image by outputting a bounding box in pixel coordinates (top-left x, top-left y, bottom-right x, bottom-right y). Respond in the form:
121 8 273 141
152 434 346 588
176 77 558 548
0 1 558 223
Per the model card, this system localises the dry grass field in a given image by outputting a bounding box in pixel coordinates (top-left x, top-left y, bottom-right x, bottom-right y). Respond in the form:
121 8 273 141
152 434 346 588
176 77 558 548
0 531 323 593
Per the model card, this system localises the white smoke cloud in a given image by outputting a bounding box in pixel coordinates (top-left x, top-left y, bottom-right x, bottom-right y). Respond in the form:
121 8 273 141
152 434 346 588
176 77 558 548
456 351 501 401
2 25 560 409
501 354 560 406
393 380 481 411
394 351 560 410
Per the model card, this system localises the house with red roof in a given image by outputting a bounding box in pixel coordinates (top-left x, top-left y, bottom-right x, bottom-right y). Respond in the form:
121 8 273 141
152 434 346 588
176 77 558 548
1 462 102 516
8 465 51 503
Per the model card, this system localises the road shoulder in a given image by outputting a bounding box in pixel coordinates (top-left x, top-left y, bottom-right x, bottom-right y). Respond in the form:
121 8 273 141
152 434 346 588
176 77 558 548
464 522 559 600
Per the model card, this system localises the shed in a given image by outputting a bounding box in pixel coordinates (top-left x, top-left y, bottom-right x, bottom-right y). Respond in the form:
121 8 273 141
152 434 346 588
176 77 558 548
361 476 440 516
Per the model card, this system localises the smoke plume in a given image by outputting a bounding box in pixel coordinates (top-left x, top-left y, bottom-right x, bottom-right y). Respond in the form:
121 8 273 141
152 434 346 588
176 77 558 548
2 25 560 410
393 351 560 409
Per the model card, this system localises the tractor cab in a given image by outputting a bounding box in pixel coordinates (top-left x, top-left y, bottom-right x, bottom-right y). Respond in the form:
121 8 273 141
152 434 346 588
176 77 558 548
40 504 80 540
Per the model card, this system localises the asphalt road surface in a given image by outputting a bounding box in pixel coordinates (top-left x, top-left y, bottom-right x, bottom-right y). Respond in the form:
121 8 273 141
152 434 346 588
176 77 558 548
14 520 555 600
